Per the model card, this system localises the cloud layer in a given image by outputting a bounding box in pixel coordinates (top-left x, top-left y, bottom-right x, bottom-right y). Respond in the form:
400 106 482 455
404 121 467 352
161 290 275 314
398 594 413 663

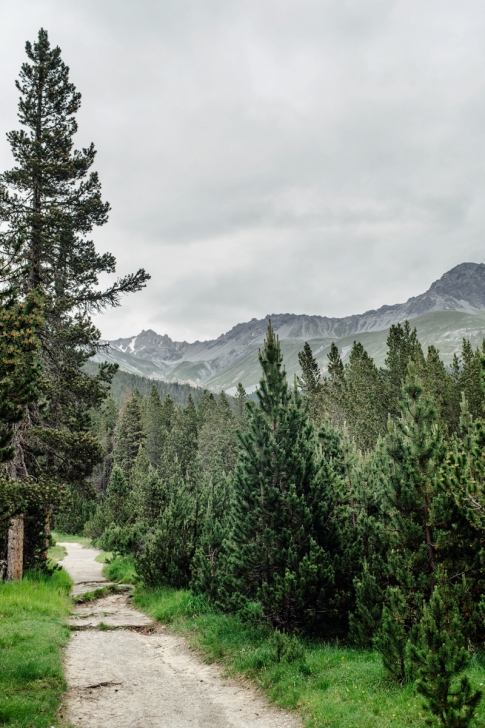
2 0 485 341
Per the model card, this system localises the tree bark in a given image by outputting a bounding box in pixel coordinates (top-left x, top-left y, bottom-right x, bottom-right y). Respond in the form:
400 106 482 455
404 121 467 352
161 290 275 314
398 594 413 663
6 420 29 580
44 506 50 561
7 515 24 580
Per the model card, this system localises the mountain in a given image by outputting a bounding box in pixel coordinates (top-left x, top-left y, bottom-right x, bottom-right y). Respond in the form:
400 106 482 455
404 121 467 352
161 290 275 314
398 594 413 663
93 263 485 393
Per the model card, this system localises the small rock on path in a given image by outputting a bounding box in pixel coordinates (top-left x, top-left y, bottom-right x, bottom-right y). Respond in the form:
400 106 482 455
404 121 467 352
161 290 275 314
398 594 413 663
60 542 300 728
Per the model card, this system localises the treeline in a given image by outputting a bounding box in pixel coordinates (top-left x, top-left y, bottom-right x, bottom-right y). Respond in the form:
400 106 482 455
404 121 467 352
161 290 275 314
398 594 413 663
84 362 206 409
302 320 485 451
83 319 485 722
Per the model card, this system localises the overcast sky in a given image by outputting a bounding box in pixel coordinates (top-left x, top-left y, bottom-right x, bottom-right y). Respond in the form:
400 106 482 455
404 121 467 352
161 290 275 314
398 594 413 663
1 1 485 342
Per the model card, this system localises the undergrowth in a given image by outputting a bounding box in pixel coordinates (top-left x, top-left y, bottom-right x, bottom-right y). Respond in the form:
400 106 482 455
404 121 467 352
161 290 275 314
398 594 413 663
103 555 485 728
51 531 92 547
0 569 72 728
103 554 137 584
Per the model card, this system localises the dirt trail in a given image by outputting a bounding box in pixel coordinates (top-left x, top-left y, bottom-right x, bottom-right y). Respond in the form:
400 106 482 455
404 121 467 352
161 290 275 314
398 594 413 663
59 542 300 728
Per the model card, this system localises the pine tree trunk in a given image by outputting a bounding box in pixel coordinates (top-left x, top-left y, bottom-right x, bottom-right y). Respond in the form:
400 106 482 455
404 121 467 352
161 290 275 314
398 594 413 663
7 515 24 580
6 421 29 579
44 506 50 560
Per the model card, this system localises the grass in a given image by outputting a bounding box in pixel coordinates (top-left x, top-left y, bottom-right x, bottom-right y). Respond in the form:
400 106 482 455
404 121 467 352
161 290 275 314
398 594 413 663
51 531 92 547
103 554 137 584
0 568 73 728
94 550 112 563
73 583 132 604
47 543 67 562
129 578 485 728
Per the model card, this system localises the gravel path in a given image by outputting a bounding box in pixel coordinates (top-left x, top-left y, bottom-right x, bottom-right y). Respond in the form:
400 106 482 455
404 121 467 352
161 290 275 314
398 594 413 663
59 542 300 728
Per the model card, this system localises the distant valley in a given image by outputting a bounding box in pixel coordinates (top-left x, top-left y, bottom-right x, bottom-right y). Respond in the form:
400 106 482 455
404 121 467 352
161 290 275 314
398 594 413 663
93 262 485 393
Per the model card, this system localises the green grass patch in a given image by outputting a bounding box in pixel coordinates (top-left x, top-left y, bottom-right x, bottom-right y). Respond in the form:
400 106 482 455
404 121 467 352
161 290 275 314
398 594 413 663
133 584 485 728
47 543 67 562
95 550 112 563
51 531 92 547
0 569 73 728
73 583 132 604
102 554 137 584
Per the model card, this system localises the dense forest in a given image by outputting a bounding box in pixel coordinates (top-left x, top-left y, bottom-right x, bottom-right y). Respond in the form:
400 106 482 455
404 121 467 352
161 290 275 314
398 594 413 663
62 318 485 723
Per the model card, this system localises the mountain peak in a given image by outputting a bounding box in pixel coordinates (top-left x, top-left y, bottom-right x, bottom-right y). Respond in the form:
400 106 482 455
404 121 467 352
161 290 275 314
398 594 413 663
104 262 485 391
427 262 485 307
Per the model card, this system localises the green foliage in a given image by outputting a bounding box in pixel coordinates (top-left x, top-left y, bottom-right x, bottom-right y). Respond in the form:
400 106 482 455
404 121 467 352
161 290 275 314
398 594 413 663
0 290 43 463
113 393 146 476
233 382 248 423
409 587 481 727
298 341 324 423
0 28 149 567
0 568 72 727
133 583 485 728
384 321 425 414
136 461 198 587
374 587 410 683
219 323 339 633
102 554 137 585
83 361 205 409
344 341 388 450
144 386 165 468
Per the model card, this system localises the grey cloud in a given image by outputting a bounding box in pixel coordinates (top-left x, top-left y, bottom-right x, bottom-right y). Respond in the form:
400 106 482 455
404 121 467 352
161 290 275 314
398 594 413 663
1 0 485 341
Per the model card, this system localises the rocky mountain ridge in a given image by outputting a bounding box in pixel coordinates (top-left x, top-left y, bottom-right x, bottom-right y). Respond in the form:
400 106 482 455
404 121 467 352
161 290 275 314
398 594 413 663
96 262 485 392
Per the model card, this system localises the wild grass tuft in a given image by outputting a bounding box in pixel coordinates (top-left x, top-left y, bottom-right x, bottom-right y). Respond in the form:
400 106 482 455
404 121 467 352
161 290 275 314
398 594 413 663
47 543 67 562
0 568 72 728
102 554 137 584
51 530 92 547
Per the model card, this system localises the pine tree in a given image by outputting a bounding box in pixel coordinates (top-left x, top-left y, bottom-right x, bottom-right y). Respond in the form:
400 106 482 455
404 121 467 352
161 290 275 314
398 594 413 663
298 341 325 423
374 587 410 682
349 440 392 646
219 322 338 633
0 29 149 567
198 392 237 475
409 586 481 727
103 466 131 527
323 342 346 430
130 446 165 527
173 394 198 478
434 394 485 643
0 289 44 580
344 341 387 450
96 465 139 554
161 394 177 431
459 340 483 422
298 341 322 396
0 290 43 464
136 459 197 587
234 383 248 423
384 321 424 415
387 362 443 590
327 341 345 382
144 386 165 468
423 346 454 430
114 392 146 476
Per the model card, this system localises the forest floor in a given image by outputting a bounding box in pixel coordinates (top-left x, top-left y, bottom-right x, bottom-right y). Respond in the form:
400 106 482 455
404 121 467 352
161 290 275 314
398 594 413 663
59 542 299 728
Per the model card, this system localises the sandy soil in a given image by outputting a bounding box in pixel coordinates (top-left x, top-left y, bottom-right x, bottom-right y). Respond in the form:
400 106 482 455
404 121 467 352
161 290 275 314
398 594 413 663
59 542 300 728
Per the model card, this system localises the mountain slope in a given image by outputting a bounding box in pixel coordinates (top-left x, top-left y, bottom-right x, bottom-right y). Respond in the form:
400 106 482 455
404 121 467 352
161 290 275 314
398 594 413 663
96 263 485 392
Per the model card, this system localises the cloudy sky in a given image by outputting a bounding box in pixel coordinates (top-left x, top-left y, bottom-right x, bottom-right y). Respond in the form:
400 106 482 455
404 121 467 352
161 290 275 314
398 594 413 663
1 1 485 341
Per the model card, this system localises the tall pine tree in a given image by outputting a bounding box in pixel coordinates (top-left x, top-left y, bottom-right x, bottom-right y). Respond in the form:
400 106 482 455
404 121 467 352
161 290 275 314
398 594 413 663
219 323 338 633
0 29 149 570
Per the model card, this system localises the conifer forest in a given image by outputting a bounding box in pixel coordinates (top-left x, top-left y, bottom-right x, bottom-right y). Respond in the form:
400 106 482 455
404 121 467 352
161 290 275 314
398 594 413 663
3 27 485 728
